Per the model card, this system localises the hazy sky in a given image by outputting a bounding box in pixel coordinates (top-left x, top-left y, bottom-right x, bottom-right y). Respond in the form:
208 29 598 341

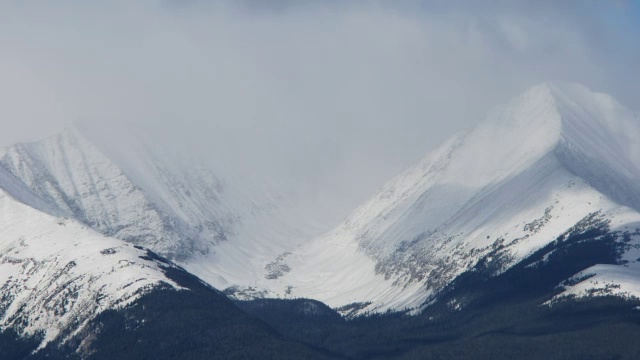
0 0 639 216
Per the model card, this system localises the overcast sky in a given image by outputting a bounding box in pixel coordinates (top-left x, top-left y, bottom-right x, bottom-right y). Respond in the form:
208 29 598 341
0 1 639 217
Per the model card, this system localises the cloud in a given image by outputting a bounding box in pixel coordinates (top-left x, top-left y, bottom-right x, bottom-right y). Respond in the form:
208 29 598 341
0 1 638 220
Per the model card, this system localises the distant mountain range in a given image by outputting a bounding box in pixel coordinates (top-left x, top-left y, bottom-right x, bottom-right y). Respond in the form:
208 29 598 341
1 82 640 359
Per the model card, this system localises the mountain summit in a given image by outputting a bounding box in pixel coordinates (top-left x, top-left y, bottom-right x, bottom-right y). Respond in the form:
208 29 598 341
0 123 332 287
247 83 640 313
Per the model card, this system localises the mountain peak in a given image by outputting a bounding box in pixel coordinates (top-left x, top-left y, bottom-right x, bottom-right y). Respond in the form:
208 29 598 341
520 81 603 105
507 82 637 139
454 82 640 194
507 82 640 211
250 83 640 314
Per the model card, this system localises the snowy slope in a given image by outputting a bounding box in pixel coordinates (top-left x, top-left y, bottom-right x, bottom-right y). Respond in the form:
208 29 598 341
0 127 183 256
0 124 331 287
0 179 182 347
77 124 332 289
249 83 640 313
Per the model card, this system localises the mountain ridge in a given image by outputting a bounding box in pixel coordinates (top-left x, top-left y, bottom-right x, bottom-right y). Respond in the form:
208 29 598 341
0 185 184 348
1 82 639 318
0 122 334 289
242 82 640 314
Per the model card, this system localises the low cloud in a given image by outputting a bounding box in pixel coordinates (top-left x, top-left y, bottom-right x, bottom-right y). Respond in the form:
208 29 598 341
0 1 638 218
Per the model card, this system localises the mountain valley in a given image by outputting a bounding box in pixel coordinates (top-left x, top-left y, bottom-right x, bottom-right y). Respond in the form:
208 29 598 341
1 83 640 359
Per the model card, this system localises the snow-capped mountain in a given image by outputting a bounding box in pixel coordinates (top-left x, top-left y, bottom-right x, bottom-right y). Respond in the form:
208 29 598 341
0 124 331 289
2 81 639 321
0 175 183 348
252 83 640 313
0 127 187 257
0 178 330 358
0 157 336 358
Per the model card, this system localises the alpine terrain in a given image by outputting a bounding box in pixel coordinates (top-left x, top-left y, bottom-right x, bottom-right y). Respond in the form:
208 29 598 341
248 82 640 314
0 163 334 359
1 82 640 359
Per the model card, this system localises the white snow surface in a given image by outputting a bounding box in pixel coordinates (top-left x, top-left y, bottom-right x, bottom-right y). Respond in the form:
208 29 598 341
553 264 640 302
0 184 181 347
248 83 640 313
0 127 180 254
